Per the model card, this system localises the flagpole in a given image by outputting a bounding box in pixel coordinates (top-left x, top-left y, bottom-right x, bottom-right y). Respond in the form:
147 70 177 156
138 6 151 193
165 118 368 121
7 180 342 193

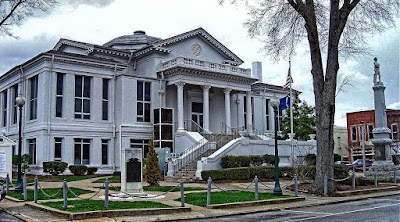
289 60 294 168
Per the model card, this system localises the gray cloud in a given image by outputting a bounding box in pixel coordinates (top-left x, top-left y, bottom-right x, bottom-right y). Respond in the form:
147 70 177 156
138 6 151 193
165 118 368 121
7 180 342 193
62 0 115 8
0 34 58 75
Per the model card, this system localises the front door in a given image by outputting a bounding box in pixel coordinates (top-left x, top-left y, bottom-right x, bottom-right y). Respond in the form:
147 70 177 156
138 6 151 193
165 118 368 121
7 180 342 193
191 102 203 132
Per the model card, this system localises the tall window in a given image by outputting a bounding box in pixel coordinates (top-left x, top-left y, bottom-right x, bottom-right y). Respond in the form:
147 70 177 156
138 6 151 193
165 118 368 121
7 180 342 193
28 138 36 165
74 138 90 164
130 139 149 159
367 124 374 140
350 126 357 142
102 79 109 120
265 99 270 131
29 76 38 120
56 73 64 118
358 124 364 141
54 137 62 161
12 84 18 124
137 81 151 122
102 139 109 165
2 90 6 127
74 75 91 119
392 124 398 141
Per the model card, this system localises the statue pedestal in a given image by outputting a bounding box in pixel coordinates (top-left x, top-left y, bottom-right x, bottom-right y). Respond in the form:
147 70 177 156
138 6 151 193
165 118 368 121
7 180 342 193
121 148 143 193
365 161 400 180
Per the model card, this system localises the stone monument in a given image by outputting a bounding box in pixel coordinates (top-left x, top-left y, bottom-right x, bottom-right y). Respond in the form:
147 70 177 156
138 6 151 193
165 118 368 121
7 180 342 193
365 58 399 179
121 147 143 193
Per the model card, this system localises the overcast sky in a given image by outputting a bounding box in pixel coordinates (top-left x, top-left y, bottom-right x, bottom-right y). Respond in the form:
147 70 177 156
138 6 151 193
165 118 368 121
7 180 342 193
0 0 399 127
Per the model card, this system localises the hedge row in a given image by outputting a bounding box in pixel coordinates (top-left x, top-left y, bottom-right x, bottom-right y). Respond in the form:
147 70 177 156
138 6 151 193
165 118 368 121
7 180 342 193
201 165 349 181
220 155 276 168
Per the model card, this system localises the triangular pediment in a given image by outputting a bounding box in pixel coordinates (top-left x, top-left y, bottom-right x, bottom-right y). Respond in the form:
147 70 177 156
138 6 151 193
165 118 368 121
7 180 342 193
153 28 244 65
0 136 16 146
53 39 95 55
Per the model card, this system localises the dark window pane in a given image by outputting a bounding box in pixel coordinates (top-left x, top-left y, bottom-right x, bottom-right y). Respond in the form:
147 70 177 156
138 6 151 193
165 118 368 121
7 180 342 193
57 73 64 95
102 101 108 120
83 114 90 119
102 140 108 165
144 103 150 122
137 81 143 100
192 102 203 113
83 99 90 113
83 77 91 97
83 144 90 164
145 82 151 101
103 79 109 99
75 99 82 112
56 97 63 117
137 102 143 116
161 125 173 140
75 76 82 97
74 143 81 164
54 138 62 159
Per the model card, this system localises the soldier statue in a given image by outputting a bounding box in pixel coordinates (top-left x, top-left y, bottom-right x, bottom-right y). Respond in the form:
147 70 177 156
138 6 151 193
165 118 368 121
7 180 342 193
373 57 381 83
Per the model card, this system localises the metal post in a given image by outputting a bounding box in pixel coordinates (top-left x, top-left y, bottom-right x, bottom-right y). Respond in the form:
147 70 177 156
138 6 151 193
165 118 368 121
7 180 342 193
254 176 259 200
34 175 38 203
23 174 27 201
273 108 282 196
206 177 211 207
294 175 298 197
180 180 185 207
374 174 378 188
104 178 109 209
6 173 9 194
361 121 366 175
352 171 356 190
16 104 24 193
323 175 328 196
63 180 68 209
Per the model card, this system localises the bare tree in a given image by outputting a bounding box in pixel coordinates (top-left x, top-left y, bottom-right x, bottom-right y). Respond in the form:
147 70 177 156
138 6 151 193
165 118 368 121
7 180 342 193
335 73 355 97
0 0 57 37
221 0 399 194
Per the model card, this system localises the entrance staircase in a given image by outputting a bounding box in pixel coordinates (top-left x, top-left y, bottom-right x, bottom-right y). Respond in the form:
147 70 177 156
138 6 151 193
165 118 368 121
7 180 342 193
166 133 240 182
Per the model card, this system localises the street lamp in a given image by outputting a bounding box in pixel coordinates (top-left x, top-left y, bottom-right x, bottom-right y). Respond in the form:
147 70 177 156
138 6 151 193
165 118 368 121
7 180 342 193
270 95 282 196
15 95 25 193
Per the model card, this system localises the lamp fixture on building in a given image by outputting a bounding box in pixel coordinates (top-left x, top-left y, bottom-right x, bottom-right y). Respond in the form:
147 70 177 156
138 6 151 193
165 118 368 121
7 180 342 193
270 95 282 196
15 94 25 193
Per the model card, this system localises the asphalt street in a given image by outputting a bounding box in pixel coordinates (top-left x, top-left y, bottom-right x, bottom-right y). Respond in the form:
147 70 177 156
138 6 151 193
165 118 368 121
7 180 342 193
0 210 23 222
189 194 400 222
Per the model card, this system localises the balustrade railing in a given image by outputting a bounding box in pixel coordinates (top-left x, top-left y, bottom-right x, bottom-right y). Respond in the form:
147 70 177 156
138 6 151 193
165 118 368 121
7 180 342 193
160 57 251 76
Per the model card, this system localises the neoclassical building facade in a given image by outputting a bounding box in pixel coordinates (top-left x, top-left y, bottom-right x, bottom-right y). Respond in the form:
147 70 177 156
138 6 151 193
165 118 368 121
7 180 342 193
0 28 293 174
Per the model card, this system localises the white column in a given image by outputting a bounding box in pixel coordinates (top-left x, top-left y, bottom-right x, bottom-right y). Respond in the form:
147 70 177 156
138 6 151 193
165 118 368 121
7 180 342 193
224 88 232 133
176 82 185 132
202 85 211 134
246 91 252 133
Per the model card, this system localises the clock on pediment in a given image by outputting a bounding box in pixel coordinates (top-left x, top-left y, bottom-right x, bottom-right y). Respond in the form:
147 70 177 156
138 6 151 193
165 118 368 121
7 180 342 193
191 43 202 56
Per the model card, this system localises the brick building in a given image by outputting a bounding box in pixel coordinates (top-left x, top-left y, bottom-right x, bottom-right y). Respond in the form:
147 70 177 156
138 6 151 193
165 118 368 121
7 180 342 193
346 109 400 162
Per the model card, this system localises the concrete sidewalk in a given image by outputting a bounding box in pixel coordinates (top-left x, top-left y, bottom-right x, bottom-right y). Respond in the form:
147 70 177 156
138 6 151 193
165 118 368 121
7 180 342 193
0 177 399 222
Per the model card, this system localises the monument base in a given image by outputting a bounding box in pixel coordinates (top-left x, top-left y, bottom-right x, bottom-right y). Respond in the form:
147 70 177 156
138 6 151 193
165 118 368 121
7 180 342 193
365 161 400 181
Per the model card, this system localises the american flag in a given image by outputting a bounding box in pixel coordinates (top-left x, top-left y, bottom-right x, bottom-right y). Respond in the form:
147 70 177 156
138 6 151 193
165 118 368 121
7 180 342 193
283 63 293 89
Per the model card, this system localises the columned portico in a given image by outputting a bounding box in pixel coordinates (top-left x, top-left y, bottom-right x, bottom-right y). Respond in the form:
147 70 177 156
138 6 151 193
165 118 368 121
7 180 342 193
224 88 232 133
202 85 211 133
246 91 252 133
176 82 185 132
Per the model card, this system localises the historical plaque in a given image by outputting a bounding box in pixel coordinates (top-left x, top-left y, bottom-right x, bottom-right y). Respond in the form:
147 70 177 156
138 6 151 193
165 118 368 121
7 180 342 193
126 158 141 182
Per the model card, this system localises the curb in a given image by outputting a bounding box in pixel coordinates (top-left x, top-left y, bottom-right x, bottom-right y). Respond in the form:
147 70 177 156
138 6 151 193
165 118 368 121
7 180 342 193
206 196 305 209
0 206 34 222
25 202 191 220
334 186 399 197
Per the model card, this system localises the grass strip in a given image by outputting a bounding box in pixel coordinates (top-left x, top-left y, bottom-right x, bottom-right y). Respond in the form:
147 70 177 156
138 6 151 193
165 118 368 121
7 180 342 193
7 187 93 201
41 199 171 212
178 191 290 207
92 176 121 183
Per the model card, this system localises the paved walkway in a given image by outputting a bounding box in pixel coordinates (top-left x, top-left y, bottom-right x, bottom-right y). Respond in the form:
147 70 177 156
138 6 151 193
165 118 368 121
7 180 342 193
0 177 399 222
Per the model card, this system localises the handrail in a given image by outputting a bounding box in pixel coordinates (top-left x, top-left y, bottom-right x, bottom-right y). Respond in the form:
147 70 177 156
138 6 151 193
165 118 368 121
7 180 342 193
220 122 244 134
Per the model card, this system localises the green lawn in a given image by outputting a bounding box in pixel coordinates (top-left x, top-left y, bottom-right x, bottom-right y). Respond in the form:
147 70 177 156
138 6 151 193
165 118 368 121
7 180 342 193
39 175 100 182
178 191 290 207
7 187 93 201
41 199 171 212
92 176 121 183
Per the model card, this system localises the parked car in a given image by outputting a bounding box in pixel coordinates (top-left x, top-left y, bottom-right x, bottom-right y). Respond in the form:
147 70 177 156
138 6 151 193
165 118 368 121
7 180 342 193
347 159 374 171
334 160 349 165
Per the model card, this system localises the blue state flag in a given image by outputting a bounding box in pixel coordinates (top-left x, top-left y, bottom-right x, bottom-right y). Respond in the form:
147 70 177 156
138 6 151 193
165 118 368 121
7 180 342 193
279 95 290 110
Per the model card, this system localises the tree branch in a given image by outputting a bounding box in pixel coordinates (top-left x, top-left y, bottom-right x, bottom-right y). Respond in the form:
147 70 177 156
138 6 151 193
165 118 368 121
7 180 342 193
0 0 24 27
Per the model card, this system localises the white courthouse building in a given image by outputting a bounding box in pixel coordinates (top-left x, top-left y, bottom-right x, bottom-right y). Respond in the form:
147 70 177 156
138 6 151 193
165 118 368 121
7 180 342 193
0 28 316 176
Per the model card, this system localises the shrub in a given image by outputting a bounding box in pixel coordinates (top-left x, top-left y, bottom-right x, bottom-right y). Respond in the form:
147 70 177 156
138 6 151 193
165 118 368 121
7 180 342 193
87 167 98 175
239 156 251 167
43 161 68 176
221 156 239 168
334 153 342 162
12 154 33 173
69 165 88 176
144 140 162 186
263 154 276 165
334 164 349 179
305 154 316 165
250 156 264 166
